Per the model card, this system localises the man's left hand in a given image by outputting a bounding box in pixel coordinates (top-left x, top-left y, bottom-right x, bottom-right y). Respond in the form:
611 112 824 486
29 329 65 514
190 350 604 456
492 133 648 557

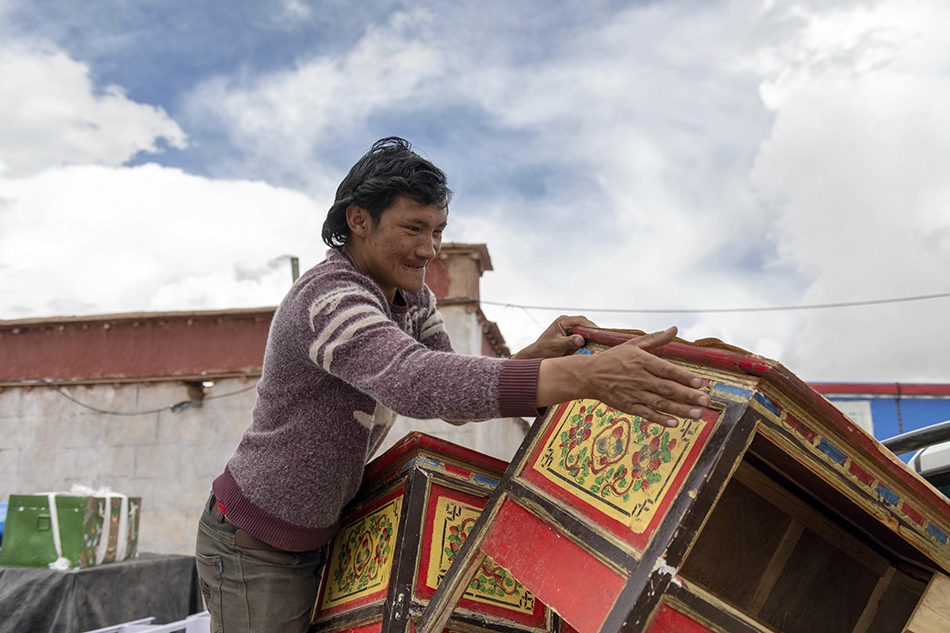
512 315 598 360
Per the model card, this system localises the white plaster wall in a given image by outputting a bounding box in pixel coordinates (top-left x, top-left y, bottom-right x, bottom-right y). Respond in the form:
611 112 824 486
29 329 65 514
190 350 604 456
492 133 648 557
0 378 255 556
376 415 530 463
439 307 482 358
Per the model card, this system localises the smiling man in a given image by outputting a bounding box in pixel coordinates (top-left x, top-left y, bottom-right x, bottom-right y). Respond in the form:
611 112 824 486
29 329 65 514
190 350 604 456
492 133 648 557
342 195 447 303
195 137 710 633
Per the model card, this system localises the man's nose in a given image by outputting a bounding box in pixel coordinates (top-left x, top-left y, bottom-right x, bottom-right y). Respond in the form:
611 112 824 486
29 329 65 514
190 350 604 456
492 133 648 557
417 235 438 260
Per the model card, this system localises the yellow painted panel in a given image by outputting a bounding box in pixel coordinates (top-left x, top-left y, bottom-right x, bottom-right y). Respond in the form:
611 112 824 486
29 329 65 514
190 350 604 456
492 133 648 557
321 495 402 609
426 495 536 614
531 399 707 532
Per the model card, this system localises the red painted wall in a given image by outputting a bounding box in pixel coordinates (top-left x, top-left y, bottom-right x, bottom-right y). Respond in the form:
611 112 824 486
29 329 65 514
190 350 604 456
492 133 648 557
424 258 451 299
0 309 273 383
810 383 950 396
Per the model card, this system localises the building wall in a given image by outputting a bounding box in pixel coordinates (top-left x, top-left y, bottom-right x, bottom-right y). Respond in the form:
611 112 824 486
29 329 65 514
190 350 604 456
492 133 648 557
0 362 526 558
813 384 950 450
0 377 255 555
0 244 528 557
0 299 526 556
826 396 950 441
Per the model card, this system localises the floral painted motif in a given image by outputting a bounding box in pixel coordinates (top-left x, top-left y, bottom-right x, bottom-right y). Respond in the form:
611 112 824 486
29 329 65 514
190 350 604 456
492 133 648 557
443 516 478 560
591 416 631 473
333 513 395 592
444 514 521 599
558 404 675 502
534 398 705 532
322 496 402 609
429 497 536 613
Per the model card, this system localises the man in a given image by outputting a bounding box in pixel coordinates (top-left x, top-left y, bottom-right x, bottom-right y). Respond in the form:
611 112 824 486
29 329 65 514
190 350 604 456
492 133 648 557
196 137 709 633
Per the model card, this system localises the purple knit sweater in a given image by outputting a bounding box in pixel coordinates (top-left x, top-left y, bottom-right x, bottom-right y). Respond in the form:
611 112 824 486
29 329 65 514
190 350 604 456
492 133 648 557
213 250 541 551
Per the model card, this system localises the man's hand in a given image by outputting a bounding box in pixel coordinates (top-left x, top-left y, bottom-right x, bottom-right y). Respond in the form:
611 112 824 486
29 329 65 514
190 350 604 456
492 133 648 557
536 326 710 428
512 315 598 360
585 327 708 427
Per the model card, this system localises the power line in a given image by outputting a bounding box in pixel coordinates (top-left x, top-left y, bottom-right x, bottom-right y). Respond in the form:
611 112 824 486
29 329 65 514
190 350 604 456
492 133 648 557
50 381 259 416
481 290 950 315
54 387 174 416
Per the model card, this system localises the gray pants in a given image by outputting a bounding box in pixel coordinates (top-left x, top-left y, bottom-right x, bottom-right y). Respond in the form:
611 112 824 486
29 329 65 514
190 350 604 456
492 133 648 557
195 495 326 633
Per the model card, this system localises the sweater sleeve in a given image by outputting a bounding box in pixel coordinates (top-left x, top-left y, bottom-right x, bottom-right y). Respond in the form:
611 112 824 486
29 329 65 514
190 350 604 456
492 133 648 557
305 272 538 420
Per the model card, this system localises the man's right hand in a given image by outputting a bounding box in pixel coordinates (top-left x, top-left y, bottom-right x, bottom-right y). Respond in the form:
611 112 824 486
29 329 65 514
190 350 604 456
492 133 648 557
535 326 710 428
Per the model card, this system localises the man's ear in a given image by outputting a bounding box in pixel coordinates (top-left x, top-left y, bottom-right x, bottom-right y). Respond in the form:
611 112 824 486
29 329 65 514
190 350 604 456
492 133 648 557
345 205 373 239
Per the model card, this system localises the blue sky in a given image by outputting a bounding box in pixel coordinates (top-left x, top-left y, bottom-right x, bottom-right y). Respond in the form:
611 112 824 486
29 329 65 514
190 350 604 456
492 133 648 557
1 0 949 382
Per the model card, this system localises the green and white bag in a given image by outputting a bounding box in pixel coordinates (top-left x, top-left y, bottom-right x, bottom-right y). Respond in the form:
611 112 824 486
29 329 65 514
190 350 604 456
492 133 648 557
0 488 140 569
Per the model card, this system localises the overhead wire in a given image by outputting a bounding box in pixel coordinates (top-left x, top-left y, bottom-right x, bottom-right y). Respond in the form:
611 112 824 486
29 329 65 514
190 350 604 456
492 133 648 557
46 380 259 417
16 290 950 414
480 290 950 314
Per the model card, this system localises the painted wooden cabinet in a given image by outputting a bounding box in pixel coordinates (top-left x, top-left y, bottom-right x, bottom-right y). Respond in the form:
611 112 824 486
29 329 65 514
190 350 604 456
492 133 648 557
310 432 559 633
419 327 950 633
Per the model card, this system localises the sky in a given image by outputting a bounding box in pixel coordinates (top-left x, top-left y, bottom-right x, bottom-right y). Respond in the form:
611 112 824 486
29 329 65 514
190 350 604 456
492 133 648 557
0 0 948 383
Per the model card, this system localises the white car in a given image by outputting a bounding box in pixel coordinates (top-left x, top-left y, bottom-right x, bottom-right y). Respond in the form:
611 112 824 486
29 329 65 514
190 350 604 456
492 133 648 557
907 426 950 497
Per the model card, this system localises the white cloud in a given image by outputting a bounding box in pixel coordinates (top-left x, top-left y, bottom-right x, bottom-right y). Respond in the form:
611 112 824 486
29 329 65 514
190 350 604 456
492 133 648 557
0 36 332 320
749 0 950 380
183 10 445 185
0 164 329 318
445 2 805 357
456 0 950 382
0 41 187 177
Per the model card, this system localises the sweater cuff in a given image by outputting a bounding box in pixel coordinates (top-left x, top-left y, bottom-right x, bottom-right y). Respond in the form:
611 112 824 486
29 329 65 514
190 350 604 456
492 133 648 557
498 358 544 418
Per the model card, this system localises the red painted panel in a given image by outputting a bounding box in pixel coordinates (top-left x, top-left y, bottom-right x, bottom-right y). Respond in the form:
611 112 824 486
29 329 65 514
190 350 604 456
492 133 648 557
645 604 714 633
442 462 472 480
560 620 581 633
847 461 875 487
903 502 926 526
314 486 406 619
360 432 508 484
785 413 816 443
482 498 626 633
416 484 547 627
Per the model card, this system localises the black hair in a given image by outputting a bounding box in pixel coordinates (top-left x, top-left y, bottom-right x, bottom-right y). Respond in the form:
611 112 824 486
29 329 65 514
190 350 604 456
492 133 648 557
322 137 453 248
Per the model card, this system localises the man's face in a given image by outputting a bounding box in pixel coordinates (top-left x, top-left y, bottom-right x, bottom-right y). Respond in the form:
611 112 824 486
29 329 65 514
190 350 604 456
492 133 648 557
353 196 447 302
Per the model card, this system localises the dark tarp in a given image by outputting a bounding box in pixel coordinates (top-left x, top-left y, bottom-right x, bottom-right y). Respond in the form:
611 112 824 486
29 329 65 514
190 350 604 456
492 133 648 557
0 553 203 633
